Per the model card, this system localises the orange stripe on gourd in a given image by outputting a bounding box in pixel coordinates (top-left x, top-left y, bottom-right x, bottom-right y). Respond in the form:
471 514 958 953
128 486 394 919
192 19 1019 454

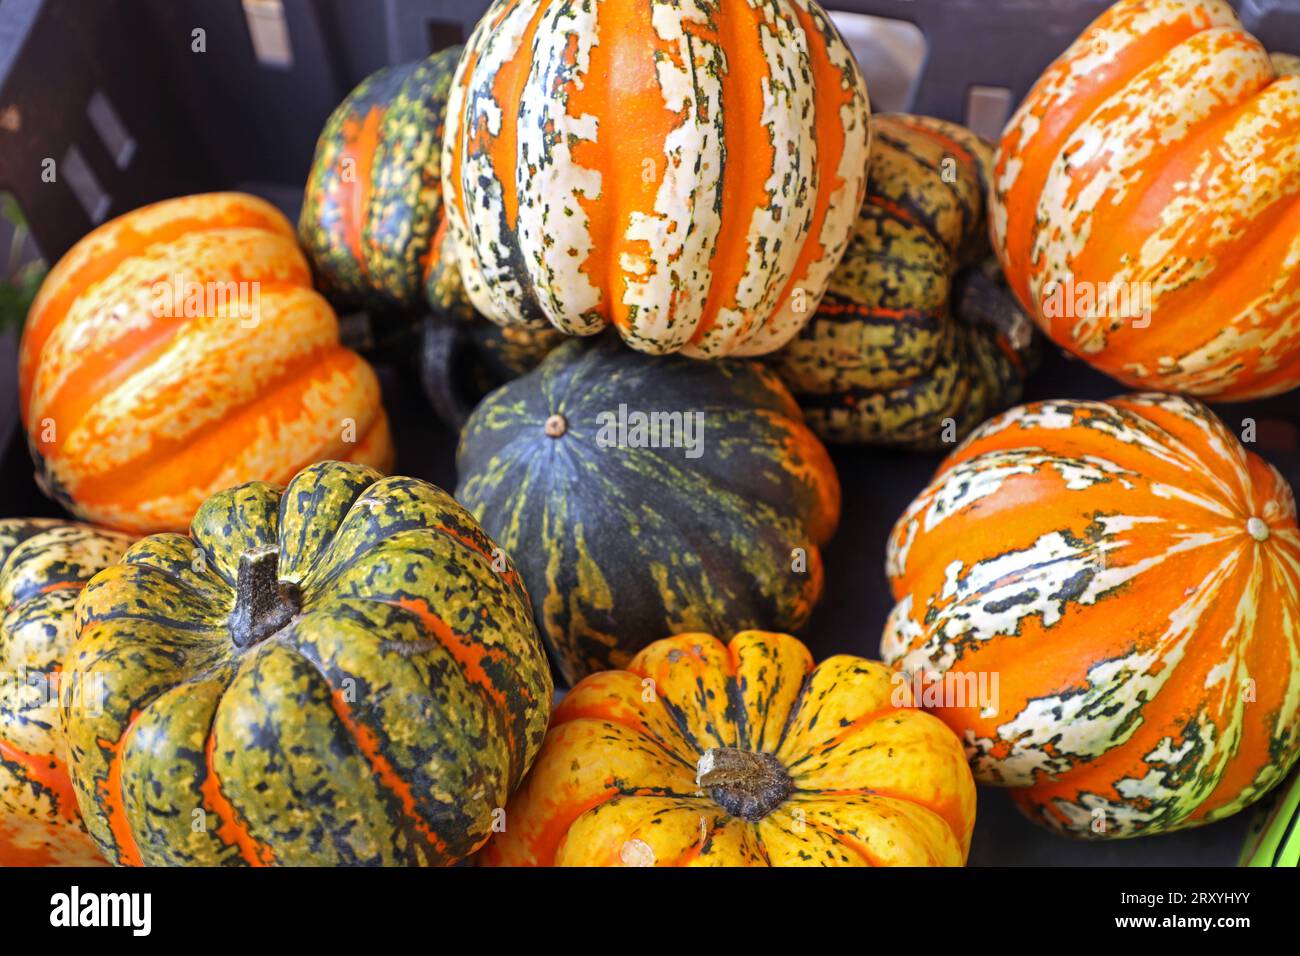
338 106 385 271
768 0 854 323
30 235 316 459
98 721 144 868
65 347 380 519
201 729 277 866
0 738 80 825
571 0 681 335
20 195 292 417
994 2 1231 312
20 193 392 532
691 1 775 348
327 688 452 858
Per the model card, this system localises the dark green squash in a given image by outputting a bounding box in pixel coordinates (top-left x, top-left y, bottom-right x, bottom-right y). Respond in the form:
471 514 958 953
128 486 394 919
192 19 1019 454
771 113 1038 449
61 460 552 866
456 336 841 685
299 47 462 312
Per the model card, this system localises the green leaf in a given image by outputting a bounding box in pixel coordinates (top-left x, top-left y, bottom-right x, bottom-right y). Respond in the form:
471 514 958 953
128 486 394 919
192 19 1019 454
0 260 47 336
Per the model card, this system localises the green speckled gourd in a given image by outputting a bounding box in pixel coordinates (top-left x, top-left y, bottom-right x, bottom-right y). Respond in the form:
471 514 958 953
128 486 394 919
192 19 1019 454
0 519 133 867
771 113 1038 449
61 460 552 866
456 336 841 686
300 47 462 312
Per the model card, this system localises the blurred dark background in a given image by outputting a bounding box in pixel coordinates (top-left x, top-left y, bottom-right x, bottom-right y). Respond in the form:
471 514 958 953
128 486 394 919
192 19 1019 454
1 0 1298 866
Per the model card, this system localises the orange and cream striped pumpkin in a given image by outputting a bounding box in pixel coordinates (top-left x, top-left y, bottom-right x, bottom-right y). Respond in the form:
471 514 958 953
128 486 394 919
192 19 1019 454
883 392 1300 838
990 0 1300 400
441 0 872 358
19 193 394 534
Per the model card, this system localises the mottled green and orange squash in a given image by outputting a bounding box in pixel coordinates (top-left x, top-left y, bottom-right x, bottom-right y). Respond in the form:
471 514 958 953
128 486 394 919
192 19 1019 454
441 0 871 358
300 48 462 312
480 631 976 866
884 393 1300 838
456 336 840 685
61 460 552 866
773 114 1037 448
0 519 133 867
20 193 393 534
991 0 1300 400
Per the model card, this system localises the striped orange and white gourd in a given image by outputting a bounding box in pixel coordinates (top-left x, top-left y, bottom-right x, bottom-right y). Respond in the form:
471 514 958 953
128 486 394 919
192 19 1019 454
990 0 1300 400
19 193 393 534
883 393 1300 838
441 0 872 358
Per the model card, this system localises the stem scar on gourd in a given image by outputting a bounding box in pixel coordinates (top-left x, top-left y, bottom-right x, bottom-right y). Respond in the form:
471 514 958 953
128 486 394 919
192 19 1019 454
544 413 567 438
696 748 794 823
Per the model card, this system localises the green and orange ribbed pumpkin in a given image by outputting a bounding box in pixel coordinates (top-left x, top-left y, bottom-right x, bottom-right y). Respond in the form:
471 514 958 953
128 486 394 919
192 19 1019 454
456 336 840 685
61 460 552 866
441 0 872 357
480 630 976 866
20 193 393 534
883 393 1300 838
991 0 1300 400
773 113 1037 448
300 47 463 313
0 519 133 867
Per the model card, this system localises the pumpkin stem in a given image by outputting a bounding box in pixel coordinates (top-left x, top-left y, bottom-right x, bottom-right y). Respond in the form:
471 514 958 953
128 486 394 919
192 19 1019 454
696 748 793 823
544 413 567 438
229 547 301 649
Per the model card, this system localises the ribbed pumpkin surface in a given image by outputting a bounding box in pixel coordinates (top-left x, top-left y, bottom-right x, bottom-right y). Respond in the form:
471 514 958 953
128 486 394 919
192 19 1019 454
300 47 462 311
480 631 976 866
774 114 1036 448
884 393 1300 838
61 461 552 866
991 0 1300 400
0 519 132 867
20 193 393 534
441 0 871 358
456 336 840 684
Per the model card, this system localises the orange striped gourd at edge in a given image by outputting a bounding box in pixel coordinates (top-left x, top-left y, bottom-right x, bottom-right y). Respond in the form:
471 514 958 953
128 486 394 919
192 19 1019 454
990 0 1300 401
883 392 1300 839
19 193 394 534
441 0 872 359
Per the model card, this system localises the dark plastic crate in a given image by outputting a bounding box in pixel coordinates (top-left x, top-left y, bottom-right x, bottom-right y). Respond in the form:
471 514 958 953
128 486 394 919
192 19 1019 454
1 0 1298 867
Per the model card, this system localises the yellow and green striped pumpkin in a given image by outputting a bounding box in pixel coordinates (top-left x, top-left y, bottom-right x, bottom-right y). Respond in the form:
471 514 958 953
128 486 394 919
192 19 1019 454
61 460 552 866
0 519 133 867
300 47 463 312
481 631 976 866
456 336 840 685
441 0 872 358
772 114 1037 449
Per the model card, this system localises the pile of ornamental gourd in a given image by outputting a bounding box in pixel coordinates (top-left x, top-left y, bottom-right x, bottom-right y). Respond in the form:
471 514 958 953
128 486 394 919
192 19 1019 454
2 0 1298 868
